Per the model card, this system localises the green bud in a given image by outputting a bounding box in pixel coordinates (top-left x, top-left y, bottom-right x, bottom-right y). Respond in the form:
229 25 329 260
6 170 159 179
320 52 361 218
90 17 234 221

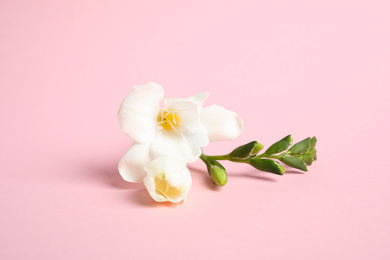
308 149 317 160
264 135 293 155
249 158 285 175
210 166 228 186
302 154 314 165
280 156 308 171
229 141 264 160
252 143 264 155
202 158 228 186
288 137 311 154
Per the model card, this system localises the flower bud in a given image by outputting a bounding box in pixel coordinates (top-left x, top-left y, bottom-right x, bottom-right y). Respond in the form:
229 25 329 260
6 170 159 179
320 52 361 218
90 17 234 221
229 141 264 160
144 157 192 203
210 166 228 186
251 143 264 155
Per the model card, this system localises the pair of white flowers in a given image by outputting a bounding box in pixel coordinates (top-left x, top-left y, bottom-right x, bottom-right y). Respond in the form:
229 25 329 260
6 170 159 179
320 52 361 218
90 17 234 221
118 83 243 203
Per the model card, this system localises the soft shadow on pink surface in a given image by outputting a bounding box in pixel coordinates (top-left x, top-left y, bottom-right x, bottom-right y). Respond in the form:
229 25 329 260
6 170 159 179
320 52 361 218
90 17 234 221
79 155 184 207
188 166 220 190
130 189 180 208
81 158 141 190
188 166 278 190
228 170 279 182
284 169 307 174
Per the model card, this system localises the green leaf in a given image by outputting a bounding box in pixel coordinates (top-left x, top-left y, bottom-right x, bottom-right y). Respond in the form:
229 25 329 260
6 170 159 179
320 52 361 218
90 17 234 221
309 137 317 150
302 155 314 165
263 135 293 155
229 141 264 159
280 156 308 171
249 158 285 175
289 137 310 154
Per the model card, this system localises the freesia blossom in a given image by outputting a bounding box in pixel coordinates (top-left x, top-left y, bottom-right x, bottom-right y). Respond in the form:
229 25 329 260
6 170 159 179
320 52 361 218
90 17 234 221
118 82 243 183
143 156 192 203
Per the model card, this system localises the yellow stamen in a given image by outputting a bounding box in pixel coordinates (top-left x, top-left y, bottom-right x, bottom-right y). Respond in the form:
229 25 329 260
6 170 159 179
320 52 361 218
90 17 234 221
157 108 180 132
154 176 182 200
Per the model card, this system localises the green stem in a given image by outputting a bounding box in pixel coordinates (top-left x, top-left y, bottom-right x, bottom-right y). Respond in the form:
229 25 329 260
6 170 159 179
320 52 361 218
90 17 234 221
199 136 317 177
199 153 211 166
202 153 250 165
202 150 293 163
202 154 231 161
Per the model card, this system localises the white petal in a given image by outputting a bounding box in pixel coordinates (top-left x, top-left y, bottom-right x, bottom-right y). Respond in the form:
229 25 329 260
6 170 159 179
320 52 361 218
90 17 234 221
200 104 244 142
118 82 163 143
186 92 209 107
184 125 209 150
150 131 203 163
163 93 208 132
165 92 209 108
164 99 200 132
118 143 151 183
143 176 166 202
144 157 192 203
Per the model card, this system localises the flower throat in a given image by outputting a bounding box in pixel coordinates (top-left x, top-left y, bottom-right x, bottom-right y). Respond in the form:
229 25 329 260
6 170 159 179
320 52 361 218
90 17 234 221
154 176 181 200
157 108 180 131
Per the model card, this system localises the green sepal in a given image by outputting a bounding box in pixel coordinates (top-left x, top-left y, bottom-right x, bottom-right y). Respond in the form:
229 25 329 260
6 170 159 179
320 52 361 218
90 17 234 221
288 137 310 154
263 135 293 155
205 159 225 173
302 155 314 165
280 156 308 171
309 137 317 150
229 141 264 160
249 158 285 175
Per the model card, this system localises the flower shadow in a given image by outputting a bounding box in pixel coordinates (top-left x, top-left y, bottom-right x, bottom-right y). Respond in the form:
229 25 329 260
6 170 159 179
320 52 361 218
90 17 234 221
80 157 187 207
188 166 220 191
188 165 278 190
228 171 278 182
79 158 142 190
130 189 182 208
225 166 279 182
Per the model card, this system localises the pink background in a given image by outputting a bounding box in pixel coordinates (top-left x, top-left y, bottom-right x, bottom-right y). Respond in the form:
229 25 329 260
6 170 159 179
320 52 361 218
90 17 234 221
1 0 389 259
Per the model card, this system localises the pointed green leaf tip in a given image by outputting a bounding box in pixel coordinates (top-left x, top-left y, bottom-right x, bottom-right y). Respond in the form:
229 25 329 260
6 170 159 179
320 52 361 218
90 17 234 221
289 137 311 154
280 156 308 171
249 158 285 175
229 141 264 160
263 135 293 155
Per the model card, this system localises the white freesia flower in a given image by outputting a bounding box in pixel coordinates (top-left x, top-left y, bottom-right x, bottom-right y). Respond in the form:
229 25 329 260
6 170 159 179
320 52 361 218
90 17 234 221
118 82 243 183
143 157 192 203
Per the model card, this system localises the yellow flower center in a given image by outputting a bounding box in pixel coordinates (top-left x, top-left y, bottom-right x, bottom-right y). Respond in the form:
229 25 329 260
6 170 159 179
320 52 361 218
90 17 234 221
157 108 180 132
154 176 182 201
